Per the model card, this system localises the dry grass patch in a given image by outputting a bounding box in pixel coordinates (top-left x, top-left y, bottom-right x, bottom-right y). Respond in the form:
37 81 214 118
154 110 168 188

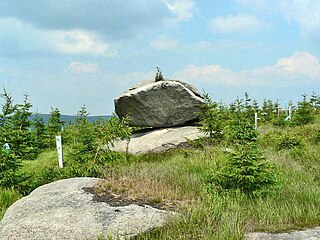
93 152 210 210
93 176 190 210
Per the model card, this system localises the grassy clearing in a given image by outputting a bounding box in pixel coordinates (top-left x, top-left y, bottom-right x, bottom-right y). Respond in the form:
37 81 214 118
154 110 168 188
0 122 319 239
96 149 219 209
95 123 320 239
20 149 60 176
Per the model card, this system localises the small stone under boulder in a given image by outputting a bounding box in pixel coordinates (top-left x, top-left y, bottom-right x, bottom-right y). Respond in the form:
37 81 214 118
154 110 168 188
0 178 175 240
110 126 206 155
114 80 204 128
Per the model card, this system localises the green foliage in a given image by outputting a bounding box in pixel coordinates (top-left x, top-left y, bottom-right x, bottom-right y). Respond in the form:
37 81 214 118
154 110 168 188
67 106 99 176
9 93 38 160
276 132 304 150
260 99 279 123
155 67 164 82
0 150 21 188
1 110 320 237
204 94 277 196
225 97 256 145
0 89 22 188
243 92 255 118
315 129 320 144
225 118 257 145
11 93 32 131
0 87 319 238
32 113 47 149
206 145 276 196
0 92 39 160
0 187 21 219
292 94 315 126
0 88 16 127
45 108 64 148
271 114 287 127
66 106 131 177
16 149 67 195
197 93 226 139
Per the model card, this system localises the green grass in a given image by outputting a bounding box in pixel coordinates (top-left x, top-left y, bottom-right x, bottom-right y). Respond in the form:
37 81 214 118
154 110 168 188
97 123 320 239
101 144 319 239
20 148 61 176
0 188 21 220
0 149 61 220
0 122 319 239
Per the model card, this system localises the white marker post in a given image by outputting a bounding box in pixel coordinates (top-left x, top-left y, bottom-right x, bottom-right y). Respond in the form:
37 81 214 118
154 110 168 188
55 135 64 168
254 112 260 130
288 105 292 119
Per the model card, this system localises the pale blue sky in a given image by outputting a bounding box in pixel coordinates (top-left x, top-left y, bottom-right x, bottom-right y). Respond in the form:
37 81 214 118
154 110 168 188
0 0 319 115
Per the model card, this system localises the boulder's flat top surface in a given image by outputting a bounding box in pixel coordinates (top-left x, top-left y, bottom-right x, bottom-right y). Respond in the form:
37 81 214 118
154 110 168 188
0 178 175 240
246 227 320 240
126 79 203 98
110 126 206 154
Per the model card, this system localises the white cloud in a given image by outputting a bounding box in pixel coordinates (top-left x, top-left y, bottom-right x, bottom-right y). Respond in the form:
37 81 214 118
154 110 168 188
0 18 118 57
103 70 156 89
174 51 320 87
235 0 320 41
209 14 262 33
279 0 320 39
150 35 179 50
164 0 196 21
68 62 98 74
275 51 320 78
48 30 117 57
174 64 243 86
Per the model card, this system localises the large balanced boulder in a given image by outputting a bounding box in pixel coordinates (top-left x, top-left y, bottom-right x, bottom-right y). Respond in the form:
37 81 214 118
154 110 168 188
114 80 204 128
110 126 206 154
0 178 175 240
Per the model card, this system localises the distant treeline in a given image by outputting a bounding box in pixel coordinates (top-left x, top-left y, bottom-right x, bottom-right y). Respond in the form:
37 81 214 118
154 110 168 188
29 114 111 125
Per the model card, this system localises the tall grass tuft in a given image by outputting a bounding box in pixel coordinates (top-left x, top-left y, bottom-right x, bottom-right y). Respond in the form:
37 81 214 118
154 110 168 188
0 188 21 220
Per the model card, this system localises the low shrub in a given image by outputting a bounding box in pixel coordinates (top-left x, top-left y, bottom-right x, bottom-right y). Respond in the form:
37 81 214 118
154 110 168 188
66 109 131 178
205 144 277 196
197 93 226 140
0 150 21 189
292 95 316 126
271 115 288 128
276 133 304 150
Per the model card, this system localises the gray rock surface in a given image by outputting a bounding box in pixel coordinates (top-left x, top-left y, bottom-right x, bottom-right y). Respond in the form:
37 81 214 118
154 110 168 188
110 126 206 154
0 178 175 240
115 80 204 128
246 227 320 240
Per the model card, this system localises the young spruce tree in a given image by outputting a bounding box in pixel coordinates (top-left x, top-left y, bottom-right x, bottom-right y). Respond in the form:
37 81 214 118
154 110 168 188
205 95 277 196
0 89 21 188
45 107 64 148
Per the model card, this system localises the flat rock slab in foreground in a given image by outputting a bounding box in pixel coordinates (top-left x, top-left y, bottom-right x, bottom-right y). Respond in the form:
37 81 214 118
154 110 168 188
114 80 204 128
110 126 207 154
0 178 174 240
246 227 320 240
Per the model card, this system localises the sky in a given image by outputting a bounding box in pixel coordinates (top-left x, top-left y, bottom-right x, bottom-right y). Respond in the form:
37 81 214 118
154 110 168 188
0 0 319 115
